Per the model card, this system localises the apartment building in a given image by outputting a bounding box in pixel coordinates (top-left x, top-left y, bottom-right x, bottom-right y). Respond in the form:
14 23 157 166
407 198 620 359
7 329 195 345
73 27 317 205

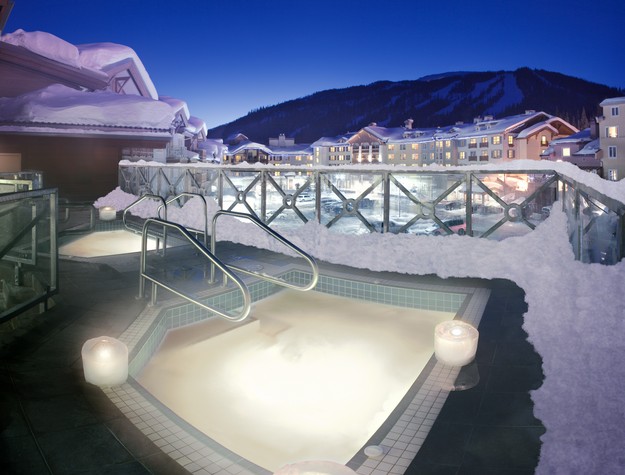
310 111 577 167
598 97 625 181
311 135 353 165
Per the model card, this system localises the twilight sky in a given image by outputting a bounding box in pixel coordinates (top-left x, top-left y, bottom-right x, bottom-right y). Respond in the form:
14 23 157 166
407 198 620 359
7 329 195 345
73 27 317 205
5 0 625 129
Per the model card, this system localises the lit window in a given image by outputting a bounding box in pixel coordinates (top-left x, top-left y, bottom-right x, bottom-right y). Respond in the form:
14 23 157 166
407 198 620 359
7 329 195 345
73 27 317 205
401 153 407 160
607 126 618 138
436 140 443 148
492 135 501 145
491 149 502 159
608 146 617 158
388 144 395 151
541 135 548 146
480 137 488 145
508 135 514 145
459 151 466 160
507 149 515 159
412 153 418 160
411 143 419 150
612 106 619 116
445 151 451 160
480 151 488 161
388 153 395 160
607 169 618 181
445 140 451 148
562 148 571 157
430 152 435 160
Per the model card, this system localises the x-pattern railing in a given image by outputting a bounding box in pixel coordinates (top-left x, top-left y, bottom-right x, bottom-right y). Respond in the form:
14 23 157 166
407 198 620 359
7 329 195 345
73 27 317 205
118 164 625 264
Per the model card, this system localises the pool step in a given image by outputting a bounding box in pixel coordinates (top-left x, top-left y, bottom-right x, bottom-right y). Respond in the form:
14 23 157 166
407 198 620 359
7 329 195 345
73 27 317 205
161 316 261 351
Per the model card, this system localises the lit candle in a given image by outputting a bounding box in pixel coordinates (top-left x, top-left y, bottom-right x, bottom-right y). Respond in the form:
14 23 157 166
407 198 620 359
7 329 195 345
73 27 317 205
81 336 128 386
98 206 117 221
434 321 479 366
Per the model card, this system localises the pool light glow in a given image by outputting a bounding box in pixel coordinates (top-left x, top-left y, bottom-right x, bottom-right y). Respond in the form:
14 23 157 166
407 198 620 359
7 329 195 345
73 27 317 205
81 336 128 386
434 320 479 366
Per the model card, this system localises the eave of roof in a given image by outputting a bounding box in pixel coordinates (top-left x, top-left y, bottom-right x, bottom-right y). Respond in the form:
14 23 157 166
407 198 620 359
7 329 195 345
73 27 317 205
0 40 108 91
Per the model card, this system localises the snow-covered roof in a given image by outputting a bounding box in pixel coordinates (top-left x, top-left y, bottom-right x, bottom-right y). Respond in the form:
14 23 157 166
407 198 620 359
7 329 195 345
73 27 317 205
2 29 81 68
550 128 592 144
187 116 207 136
270 144 312 155
0 83 175 131
516 121 558 139
227 140 272 155
600 96 625 106
77 42 158 100
575 138 600 156
1 30 159 100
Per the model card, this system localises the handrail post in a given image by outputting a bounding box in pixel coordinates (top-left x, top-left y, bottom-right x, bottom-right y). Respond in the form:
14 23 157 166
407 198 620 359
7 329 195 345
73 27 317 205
141 218 252 321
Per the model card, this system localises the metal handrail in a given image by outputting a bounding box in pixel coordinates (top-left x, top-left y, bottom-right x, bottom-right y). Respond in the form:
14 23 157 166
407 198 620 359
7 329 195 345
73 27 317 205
139 218 252 322
210 210 319 291
157 192 208 248
123 194 168 253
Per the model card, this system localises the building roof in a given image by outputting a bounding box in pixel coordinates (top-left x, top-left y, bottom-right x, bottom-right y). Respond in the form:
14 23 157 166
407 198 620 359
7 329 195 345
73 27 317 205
600 97 625 106
0 83 175 137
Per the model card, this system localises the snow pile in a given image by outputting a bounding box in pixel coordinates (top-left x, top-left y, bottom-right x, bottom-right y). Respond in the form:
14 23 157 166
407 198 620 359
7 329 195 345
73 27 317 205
0 84 175 129
1 30 159 101
93 184 625 474
1 29 81 68
77 42 158 100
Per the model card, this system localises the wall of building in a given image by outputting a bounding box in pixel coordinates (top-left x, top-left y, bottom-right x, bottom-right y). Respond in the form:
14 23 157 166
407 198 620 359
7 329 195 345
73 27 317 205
0 134 168 200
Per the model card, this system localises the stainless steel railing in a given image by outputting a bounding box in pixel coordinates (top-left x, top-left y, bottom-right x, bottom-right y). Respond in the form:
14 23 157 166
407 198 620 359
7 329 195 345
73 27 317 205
210 209 319 291
139 218 252 322
123 194 168 253
157 192 208 248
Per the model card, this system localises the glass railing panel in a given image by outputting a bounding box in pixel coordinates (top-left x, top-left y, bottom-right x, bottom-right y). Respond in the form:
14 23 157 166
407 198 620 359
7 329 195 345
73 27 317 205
0 189 58 323
319 171 385 234
220 170 262 217
573 191 620 264
470 172 557 239
117 164 625 264
397 173 466 235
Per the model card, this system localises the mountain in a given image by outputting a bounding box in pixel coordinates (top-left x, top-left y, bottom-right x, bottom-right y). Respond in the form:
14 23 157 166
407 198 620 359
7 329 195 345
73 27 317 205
207 68 622 144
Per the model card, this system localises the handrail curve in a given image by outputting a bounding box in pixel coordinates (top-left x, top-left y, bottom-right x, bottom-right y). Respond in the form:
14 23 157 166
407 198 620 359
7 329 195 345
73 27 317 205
139 218 252 322
158 193 208 248
211 210 319 291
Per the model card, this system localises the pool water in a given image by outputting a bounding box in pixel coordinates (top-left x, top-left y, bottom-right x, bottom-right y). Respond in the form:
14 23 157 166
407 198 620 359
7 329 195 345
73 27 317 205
59 229 161 257
138 289 455 471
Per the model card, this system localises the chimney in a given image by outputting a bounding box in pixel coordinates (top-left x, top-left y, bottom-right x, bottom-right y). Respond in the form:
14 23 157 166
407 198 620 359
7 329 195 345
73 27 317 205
404 118 414 129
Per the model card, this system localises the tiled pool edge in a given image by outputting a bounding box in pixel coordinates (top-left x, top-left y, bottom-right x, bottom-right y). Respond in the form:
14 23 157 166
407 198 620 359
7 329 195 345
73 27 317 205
105 269 490 475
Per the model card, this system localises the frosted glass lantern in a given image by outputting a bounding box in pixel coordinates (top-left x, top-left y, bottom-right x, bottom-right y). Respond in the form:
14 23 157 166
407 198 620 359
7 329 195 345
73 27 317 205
273 460 357 475
81 336 128 386
434 321 479 366
98 206 116 221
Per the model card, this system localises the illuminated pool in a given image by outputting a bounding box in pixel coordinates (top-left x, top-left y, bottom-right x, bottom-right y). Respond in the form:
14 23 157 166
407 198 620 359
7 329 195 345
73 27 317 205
105 267 489 474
